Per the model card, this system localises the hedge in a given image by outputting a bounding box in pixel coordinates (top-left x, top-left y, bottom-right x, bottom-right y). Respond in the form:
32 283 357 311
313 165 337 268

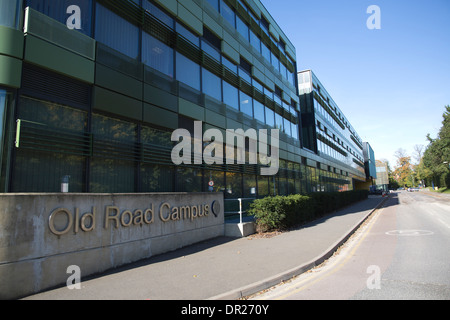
248 190 369 233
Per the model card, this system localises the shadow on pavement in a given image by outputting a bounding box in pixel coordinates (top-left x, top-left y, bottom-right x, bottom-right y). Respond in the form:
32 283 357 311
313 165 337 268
72 196 393 289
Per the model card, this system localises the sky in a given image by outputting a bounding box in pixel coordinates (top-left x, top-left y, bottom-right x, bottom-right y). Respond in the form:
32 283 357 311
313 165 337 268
261 0 450 168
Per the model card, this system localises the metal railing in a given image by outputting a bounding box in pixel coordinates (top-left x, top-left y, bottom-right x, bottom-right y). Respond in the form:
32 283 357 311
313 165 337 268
224 198 256 224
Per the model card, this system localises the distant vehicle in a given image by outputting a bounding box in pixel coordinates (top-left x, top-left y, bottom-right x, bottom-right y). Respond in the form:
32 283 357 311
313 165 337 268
369 186 383 195
407 187 419 192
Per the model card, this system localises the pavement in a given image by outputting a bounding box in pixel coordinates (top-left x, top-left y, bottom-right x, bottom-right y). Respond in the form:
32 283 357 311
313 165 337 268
24 195 387 300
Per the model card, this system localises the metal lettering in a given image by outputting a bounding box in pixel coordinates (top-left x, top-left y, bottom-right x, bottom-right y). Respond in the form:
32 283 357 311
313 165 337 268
105 206 120 229
49 208 73 236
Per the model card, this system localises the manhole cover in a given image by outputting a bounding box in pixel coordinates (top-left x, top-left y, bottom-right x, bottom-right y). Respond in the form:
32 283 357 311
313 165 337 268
385 230 434 236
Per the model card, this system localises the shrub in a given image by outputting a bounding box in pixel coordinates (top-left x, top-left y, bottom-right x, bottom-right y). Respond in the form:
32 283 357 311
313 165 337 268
247 196 289 233
248 190 369 233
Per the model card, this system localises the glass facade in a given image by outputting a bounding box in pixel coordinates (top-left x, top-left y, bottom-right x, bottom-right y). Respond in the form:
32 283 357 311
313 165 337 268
95 3 139 59
12 97 88 192
0 0 366 196
0 0 22 29
0 89 14 191
298 70 367 188
25 0 92 35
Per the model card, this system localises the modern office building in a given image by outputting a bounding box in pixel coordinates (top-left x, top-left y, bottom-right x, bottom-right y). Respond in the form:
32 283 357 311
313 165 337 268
375 159 389 191
363 142 376 180
0 0 366 197
297 70 367 190
362 141 377 188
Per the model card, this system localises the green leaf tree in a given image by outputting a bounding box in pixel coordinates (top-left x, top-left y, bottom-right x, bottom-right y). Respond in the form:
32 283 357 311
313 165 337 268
423 106 450 188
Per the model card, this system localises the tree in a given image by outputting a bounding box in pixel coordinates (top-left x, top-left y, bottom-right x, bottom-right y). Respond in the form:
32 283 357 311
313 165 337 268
415 158 432 187
412 144 424 165
394 148 408 160
393 154 414 187
422 106 450 188
393 149 415 187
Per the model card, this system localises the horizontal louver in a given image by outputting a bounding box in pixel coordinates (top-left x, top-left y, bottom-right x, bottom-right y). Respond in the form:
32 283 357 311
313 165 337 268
176 35 202 64
141 143 173 165
21 64 91 109
93 139 141 163
97 0 143 26
15 120 271 177
16 120 92 157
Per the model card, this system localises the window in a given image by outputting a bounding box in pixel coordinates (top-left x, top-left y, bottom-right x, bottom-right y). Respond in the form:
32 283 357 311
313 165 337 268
275 113 284 132
280 63 287 81
0 89 12 192
274 86 282 99
289 69 296 88
239 91 253 117
140 125 174 192
95 4 139 59
271 51 280 72
203 27 221 52
143 0 174 29
226 172 242 198
236 16 249 41
142 33 174 78
265 107 274 127
223 82 238 110
220 0 235 27
243 174 256 198
237 0 248 12
141 164 174 192
254 100 265 123
26 0 92 35
284 117 291 136
202 39 221 61
177 167 202 192
12 97 87 192
206 0 219 11
176 52 200 91
18 96 87 131
207 170 225 193
260 16 269 35
278 39 286 52
261 42 271 64
239 57 252 77
223 56 237 73
90 114 137 193
176 22 199 46
257 175 269 197
1 0 22 29
202 68 222 102
0 90 9 165
264 86 273 101
273 87 282 106
249 29 261 53
291 122 299 140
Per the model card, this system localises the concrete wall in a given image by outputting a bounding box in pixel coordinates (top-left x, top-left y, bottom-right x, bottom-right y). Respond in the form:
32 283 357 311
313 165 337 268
0 192 224 299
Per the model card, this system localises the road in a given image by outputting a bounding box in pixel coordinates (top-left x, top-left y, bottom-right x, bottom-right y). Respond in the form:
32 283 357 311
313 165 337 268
251 191 450 300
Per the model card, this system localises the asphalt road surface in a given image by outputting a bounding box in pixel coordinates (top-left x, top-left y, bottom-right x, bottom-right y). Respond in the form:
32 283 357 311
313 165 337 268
252 191 450 300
